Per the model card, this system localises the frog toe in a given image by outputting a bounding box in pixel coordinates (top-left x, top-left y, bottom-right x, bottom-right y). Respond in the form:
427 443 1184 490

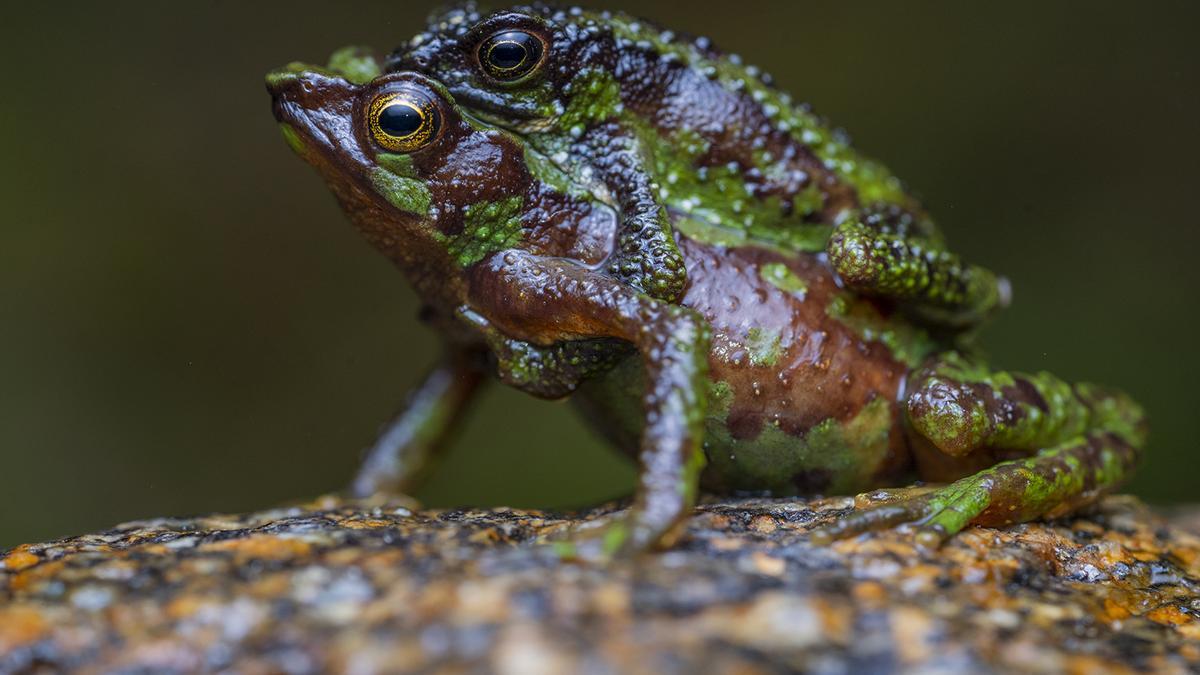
541 515 639 564
810 495 935 545
812 480 992 548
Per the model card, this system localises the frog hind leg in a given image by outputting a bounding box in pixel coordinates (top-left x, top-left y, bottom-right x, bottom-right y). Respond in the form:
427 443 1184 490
827 215 1010 329
813 353 1146 547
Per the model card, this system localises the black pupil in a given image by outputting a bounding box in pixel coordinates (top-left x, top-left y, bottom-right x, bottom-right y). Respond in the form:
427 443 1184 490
490 34 530 69
379 104 422 137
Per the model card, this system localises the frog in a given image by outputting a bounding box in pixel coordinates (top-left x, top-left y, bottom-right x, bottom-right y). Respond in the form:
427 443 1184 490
387 3 1011 330
265 36 1144 558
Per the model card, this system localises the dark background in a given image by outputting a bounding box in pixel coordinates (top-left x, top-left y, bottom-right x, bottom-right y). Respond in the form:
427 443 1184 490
3 2 1198 548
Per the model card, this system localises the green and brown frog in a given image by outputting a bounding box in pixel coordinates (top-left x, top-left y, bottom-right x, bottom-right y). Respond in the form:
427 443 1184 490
265 5 1145 558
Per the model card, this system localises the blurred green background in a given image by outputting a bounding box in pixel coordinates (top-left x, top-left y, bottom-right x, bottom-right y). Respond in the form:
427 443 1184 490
2 2 1197 547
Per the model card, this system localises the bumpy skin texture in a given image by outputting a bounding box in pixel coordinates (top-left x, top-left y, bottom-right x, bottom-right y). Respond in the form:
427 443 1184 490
389 4 1008 327
266 9 1144 556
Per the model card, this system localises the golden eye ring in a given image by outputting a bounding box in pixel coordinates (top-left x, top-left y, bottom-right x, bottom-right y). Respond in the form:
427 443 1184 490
368 92 440 152
478 29 546 81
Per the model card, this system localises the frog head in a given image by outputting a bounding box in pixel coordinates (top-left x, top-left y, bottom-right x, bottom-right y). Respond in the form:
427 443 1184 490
388 4 622 133
266 60 538 306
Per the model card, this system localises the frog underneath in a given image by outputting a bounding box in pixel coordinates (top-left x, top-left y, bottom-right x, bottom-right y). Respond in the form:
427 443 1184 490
266 12 1144 557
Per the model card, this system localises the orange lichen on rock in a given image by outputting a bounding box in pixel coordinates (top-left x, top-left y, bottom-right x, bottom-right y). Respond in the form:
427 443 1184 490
0 606 49 652
201 534 314 561
0 545 39 572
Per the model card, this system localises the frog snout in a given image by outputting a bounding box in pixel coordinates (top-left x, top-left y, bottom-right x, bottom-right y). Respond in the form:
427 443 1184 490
266 66 323 116
266 65 355 114
267 65 359 146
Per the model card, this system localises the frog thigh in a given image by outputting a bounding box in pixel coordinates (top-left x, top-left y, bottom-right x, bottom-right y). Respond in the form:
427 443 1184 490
814 353 1146 546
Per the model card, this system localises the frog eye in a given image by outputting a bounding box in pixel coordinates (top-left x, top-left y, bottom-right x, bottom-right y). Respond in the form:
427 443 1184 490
368 92 441 153
477 30 545 81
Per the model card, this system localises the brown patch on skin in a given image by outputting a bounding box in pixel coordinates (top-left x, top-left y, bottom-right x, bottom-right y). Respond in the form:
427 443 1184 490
409 125 532 239
521 183 616 265
908 435 1003 483
675 235 912 484
618 53 860 221
1005 377 1049 413
678 236 905 430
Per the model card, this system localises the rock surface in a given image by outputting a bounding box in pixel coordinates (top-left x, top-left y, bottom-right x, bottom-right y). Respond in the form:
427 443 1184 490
1 494 1198 674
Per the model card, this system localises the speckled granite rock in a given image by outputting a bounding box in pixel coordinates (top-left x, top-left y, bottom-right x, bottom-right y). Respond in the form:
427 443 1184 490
1 494 1198 674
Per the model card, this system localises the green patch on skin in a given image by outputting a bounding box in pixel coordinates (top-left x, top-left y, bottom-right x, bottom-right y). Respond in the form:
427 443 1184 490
558 69 623 135
599 11 915 214
267 61 340 85
709 380 735 411
278 123 307 156
519 69 836 254
745 327 782 367
601 519 631 555
826 293 938 369
671 216 749 248
578 359 894 497
790 182 825 217
643 125 832 253
704 390 895 496
523 145 591 199
909 353 1091 453
326 46 381 84
377 153 419 179
443 196 525 267
759 263 808 297
370 167 432 216
1075 382 1147 447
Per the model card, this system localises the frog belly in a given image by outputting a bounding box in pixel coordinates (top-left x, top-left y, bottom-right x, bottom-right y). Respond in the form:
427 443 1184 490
574 237 920 496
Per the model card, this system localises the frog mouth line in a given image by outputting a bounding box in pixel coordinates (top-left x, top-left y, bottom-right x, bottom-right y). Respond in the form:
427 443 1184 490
437 83 557 134
472 107 557 134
